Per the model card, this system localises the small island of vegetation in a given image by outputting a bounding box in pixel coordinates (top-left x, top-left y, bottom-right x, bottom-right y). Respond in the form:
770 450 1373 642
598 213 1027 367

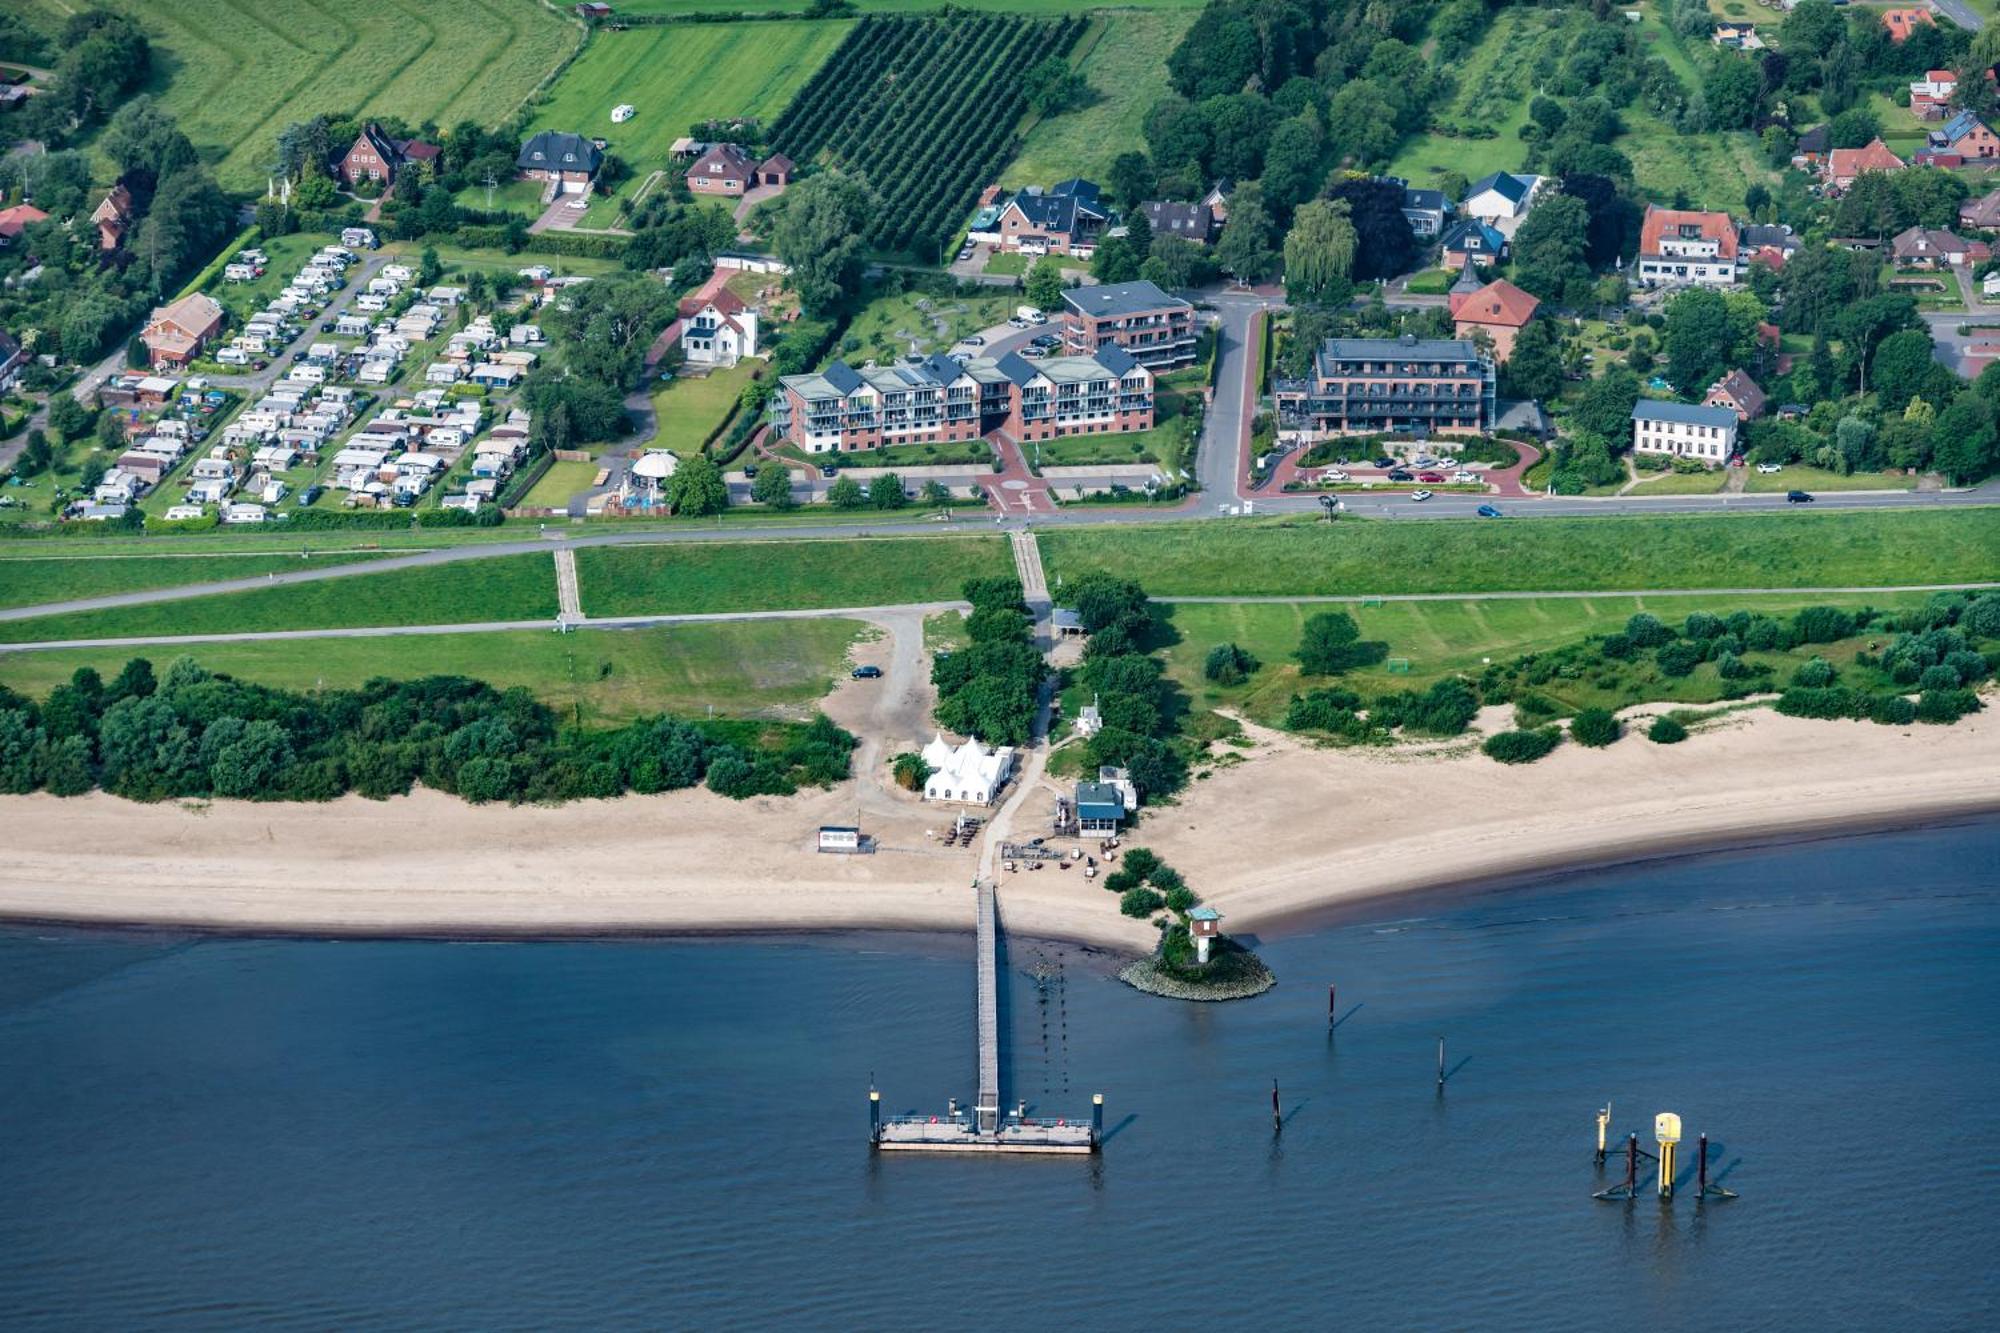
1110 849 1274 1002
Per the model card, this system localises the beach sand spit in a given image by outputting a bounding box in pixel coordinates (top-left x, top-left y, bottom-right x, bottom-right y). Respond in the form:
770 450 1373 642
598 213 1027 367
0 709 1995 950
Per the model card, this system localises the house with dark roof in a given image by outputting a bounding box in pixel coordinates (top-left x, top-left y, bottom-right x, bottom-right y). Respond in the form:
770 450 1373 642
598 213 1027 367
1740 223 1799 270
1636 205 1741 288
1401 185 1450 239
1632 399 1738 466
1791 124 1831 170
1448 277 1539 364
1273 333 1496 438
1891 224 1971 268
770 344 1154 453
756 152 795 188
1438 218 1505 271
517 131 603 196
1060 279 1196 369
1460 171 1542 238
338 123 440 194
1704 370 1767 423
686 142 757 197
1961 186 2000 230
994 179 1109 256
1138 200 1215 245
1921 110 2000 166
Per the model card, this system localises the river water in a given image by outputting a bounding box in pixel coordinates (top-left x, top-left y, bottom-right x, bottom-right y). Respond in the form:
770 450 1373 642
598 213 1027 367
2 822 1997 1330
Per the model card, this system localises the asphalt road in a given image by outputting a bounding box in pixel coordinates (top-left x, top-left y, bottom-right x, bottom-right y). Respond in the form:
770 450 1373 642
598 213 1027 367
1933 0 1984 34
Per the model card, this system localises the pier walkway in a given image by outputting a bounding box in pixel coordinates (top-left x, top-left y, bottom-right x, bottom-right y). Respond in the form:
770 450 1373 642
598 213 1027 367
975 880 1001 1134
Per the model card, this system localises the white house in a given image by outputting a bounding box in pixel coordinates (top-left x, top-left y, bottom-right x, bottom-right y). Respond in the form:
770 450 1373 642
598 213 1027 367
1460 171 1543 239
921 733 1015 806
1635 206 1742 289
677 290 759 366
1632 400 1739 467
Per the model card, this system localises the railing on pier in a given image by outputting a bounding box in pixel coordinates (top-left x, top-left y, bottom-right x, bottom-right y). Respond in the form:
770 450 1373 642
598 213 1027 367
975 880 1001 1134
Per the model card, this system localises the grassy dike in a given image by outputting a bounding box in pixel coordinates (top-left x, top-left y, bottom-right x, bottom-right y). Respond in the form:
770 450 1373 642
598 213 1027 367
1039 509 2000 597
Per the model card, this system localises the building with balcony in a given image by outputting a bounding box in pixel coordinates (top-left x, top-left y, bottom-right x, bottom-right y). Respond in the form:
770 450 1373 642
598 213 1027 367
1273 334 1495 438
771 346 1153 454
1060 279 1196 370
1635 205 1741 288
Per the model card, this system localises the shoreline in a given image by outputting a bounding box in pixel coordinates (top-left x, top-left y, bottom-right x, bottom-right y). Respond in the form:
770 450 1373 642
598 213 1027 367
1 709 1996 952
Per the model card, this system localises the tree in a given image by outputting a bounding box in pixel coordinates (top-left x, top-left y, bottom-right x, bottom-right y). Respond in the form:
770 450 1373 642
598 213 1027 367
920 479 951 506
1572 367 1642 440
46 393 92 443
1501 319 1564 402
418 246 443 285
1090 235 1142 284
665 454 728 516
1664 288 1732 394
1932 395 2000 484
1702 52 1763 130
1022 55 1089 117
1321 177 1416 281
1026 256 1067 312
1260 115 1326 214
868 472 906 510
1569 707 1622 748
1828 106 1882 151
1647 715 1689 744
1213 198 1276 283
826 475 865 510
1296 611 1382 675
1511 194 1592 304
1142 234 1211 290
1282 199 1356 305
1561 173 1637 269
1203 642 1258 686
752 463 796 509
768 170 874 314
1106 151 1155 210
1870 329 1939 412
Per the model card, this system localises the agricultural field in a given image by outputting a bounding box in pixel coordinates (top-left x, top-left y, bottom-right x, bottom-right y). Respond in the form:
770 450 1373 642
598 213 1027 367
770 13 1086 259
654 361 763 456
0 620 867 728
77 0 578 192
0 554 560 644
576 535 1011 616
527 20 850 212
1040 509 2000 598
1003 10 1198 188
615 1 1201 12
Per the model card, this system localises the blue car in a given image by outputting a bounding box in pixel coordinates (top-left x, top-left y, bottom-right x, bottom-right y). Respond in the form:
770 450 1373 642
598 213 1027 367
1476 504 1502 518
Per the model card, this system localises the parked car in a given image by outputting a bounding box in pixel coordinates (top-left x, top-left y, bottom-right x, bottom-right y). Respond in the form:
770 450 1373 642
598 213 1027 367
1322 469 1350 482
1021 346 1045 359
1387 469 1415 482
957 246 974 262
1756 462 1783 474
850 665 883 679
1786 490 1815 503
1452 470 1477 484
1007 317 1029 329
1033 333 1061 348
964 334 985 347
1373 456 1396 469
820 464 838 479
1410 489 1434 502
296 485 323 507
742 465 758 479
1417 472 1444 483
1476 504 1502 518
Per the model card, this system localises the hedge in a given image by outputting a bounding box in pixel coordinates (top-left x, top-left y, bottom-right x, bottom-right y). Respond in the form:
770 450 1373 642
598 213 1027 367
1482 727 1561 764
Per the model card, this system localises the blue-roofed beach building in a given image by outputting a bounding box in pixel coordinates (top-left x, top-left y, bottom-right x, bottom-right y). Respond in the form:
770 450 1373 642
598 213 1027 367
1631 400 1739 466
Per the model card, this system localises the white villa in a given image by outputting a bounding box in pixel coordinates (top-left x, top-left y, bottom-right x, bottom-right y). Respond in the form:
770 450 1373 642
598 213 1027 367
921 734 1015 806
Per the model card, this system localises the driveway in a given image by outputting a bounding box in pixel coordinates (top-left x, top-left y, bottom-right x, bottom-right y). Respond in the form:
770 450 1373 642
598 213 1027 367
527 194 586 234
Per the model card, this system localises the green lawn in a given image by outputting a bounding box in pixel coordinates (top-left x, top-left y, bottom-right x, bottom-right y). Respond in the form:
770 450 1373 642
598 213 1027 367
844 290 1018 362
0 619 865 728
1618 8 1777 209
1041 509 2000 597
1624 468 1730 496
1164 590 1935 724
88 0 577 191
450 176 550 220
0 552 393 612
1004 10 1198 188
654 361 763 456
576 535 1011 615
520 459 603 509
1031 378 1198 476
206 231 336 320
529 20 849 205
1387 6 1572 188
0 554 559 643
1743 466 1918 494
983 252 1029 276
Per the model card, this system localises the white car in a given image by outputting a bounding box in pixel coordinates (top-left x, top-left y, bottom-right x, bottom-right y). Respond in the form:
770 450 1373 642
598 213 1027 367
1322 468 1350 482
1007 317 1029 329
1410 489 1434 502
1756 462 1783 474
1452 470 1477 484
568 196 588 209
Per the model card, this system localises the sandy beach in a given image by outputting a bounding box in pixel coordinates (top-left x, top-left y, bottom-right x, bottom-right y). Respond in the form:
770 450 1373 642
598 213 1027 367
2 704 1997 950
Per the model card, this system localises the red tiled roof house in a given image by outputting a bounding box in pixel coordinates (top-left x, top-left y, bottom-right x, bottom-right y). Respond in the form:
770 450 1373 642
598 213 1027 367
1448 277 1540 364
141 292 226 370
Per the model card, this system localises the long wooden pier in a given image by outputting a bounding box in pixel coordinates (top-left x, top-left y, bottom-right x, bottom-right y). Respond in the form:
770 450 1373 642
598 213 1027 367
872 881 1099 1155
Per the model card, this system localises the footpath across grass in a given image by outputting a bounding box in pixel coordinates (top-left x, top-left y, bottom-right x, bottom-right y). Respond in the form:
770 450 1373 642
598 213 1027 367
0 551 395 612
1041 509 2000 597
0 619 865 728
577 535 1010 616
0 553 558 644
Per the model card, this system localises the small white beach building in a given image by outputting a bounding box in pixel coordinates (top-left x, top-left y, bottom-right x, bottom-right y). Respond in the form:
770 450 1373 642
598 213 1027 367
921 733 1015 806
